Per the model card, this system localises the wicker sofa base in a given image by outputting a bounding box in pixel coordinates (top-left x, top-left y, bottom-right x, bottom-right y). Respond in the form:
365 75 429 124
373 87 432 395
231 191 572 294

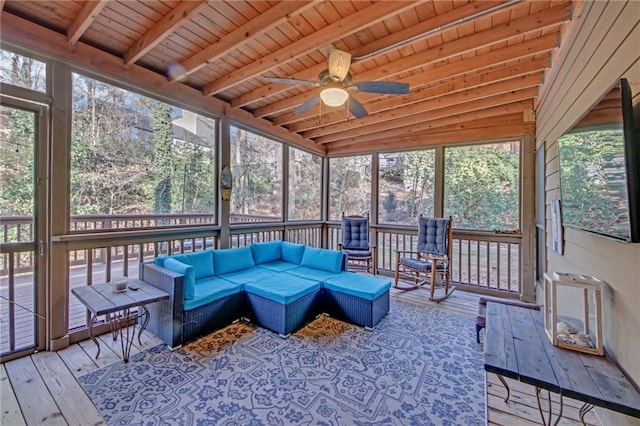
183 292 243 344
245 289 321 337
323 289 390 329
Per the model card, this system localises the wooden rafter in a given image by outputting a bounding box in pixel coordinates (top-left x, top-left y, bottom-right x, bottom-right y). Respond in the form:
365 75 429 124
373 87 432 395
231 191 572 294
0 12 323 155
280 57 548 130
230 0 512 109
66 0 109 44
124 1 209 65
202 1 419 96
304 73 543 141
173 1 319 81
314 87 538 145
254 32 559 118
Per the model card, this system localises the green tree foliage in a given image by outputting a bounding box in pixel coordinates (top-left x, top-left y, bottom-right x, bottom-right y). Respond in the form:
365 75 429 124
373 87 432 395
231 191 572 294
152 101 173 214
444 142 520 230
230 126 282 220
329 156 371 219
558 129 629 238
289 147 321 220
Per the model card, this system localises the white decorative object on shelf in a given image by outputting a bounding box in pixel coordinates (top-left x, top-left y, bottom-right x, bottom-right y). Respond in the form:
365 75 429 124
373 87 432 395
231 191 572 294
543 272 604 355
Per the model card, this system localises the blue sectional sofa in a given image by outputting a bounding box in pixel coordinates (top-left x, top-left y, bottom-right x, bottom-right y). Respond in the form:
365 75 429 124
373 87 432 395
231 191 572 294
140 240 391 348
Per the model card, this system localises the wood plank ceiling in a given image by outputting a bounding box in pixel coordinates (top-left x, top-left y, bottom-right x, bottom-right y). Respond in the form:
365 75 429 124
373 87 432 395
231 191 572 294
1 0 573 155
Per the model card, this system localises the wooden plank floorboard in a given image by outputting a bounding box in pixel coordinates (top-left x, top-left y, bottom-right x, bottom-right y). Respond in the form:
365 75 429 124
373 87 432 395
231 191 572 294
1 288 604 426
31 351 105 425
3 356 66 425
1 364 26 425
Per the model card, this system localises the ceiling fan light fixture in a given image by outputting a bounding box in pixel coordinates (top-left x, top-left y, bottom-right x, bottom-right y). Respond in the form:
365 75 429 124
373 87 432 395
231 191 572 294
320 87 349 107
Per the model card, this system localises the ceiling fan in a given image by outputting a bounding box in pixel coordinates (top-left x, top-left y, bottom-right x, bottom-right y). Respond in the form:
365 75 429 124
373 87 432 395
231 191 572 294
263 48 410 118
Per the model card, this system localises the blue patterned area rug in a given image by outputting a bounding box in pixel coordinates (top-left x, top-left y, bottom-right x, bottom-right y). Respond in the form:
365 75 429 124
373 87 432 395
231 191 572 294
79 299 485 425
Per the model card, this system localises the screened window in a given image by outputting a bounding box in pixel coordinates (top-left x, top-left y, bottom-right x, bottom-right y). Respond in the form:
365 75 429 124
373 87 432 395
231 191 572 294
288 147 321 220
0 49 47 92
71 74 217 229
378 150 435 224
329 155 371 220
230 126 282 223
444 141 520 231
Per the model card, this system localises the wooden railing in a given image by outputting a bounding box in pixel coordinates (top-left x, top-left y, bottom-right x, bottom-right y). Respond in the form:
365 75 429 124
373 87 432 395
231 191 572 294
328 223 521 294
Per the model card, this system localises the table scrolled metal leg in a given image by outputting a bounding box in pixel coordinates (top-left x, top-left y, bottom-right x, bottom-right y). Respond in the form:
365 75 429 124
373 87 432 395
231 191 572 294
118 308 136 363
579 403 594 426
88 313 101 360
497 374 511 403
138 305 150 345
535 387 564 426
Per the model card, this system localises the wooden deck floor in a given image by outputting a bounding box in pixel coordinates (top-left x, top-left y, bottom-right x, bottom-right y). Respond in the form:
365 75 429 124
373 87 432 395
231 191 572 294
1 288 602 425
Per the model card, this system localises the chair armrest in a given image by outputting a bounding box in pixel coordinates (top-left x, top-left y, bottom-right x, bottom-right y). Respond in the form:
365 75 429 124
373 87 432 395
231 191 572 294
139 262 185 348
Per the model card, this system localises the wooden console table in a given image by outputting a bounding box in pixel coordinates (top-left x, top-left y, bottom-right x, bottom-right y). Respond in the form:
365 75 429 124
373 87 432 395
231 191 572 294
484 302 640 425
72 279 169 363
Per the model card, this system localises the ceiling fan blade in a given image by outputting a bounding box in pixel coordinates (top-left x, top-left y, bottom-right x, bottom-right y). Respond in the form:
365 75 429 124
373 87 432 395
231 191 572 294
353 81 410 94
348 96 368 119
328 48 351 82
295 95 320 114
264 76 317 86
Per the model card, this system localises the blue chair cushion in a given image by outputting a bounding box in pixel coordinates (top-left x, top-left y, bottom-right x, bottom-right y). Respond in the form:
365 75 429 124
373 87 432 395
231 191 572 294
183 276 242 311
250 240 282 265
245 274 321 305
342 216 370 250
281 241 305 264
170 250 214 280
257 260 300 272
300 247 343 273
164 258 195 300
417 217 449 255
154 255 169 267
218 267 275 285
285 266 340 282
343 249 372 258
399 257 446 271
324 272 391 301
213 246 255 275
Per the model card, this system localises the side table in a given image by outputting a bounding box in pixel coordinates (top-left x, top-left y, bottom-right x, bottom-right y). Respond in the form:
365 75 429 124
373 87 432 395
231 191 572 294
71 278 169 363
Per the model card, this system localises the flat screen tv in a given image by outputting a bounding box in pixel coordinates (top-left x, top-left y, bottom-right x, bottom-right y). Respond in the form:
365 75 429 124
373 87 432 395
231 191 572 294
557 78 640 242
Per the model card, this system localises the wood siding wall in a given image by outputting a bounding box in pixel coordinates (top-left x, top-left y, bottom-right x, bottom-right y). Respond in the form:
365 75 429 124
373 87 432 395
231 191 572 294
536 1 640 424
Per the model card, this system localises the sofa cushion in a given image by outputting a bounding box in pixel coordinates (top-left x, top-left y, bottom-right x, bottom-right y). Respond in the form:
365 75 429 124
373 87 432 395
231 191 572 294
300 247 343 273
154 255 169 267
213 246 255 275
170 250 214 280
285 266 340 282
164 258 195 300
257 260 299 272
324 272 391 301
183 276 242 311
281 241 305 264
245 274 321 305
218 267 276 285
251 241 282 265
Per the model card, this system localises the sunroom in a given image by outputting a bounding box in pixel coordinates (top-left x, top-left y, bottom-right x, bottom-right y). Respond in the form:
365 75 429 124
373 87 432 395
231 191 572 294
1 1 639 425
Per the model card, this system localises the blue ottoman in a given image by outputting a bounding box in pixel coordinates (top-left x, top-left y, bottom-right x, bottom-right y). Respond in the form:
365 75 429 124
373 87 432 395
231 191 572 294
323 273 391 329
244 274 321 337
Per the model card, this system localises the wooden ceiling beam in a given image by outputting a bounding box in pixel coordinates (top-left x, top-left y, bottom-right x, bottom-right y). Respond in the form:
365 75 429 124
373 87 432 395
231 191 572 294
0 12 323 155
66 0 109 44
304 72 542 140
327 122 534 155
231 0 510 108
202 1 419 96
249 3 566 116
324 105 530 151
255 32 558 118
173 1 318 81
282 58 548 130
124 1 208 65
315 87 537 145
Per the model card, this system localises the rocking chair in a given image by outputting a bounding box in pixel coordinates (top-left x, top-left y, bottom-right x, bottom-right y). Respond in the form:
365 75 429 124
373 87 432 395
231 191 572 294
339 212 376 274
394 216 455 302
